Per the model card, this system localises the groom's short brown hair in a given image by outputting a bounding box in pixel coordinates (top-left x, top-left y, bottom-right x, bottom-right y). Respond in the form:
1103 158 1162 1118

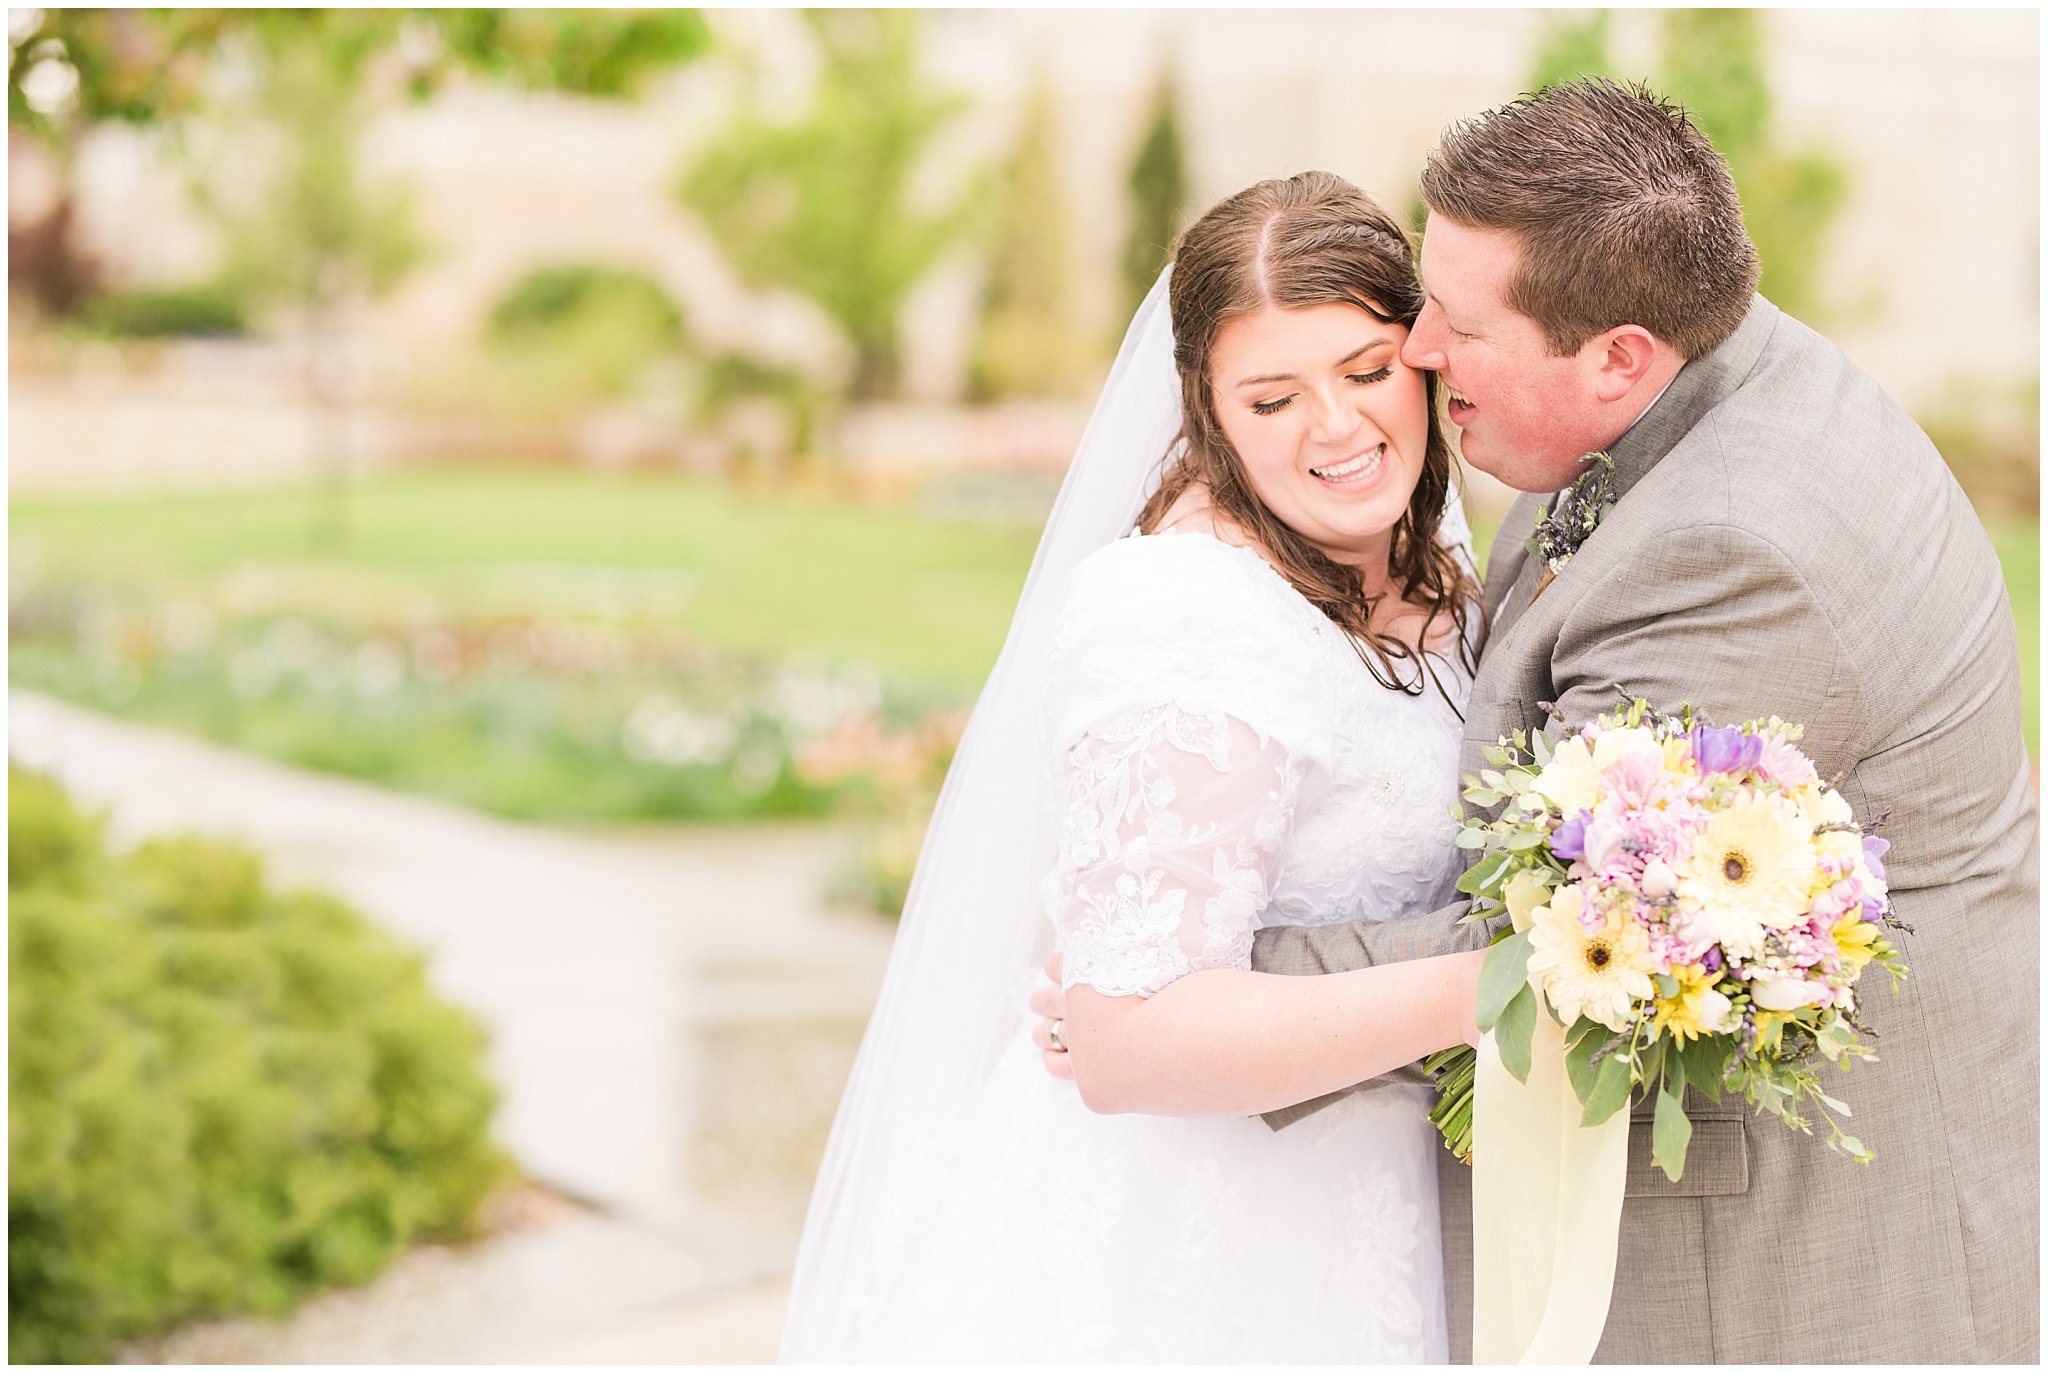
1420 77 1760 359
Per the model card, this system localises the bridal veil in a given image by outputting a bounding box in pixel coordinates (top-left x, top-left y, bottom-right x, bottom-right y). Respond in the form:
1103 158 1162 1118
780 270 1184 1358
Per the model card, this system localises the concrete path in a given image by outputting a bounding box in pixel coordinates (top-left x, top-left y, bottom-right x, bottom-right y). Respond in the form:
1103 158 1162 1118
9 689 897 1362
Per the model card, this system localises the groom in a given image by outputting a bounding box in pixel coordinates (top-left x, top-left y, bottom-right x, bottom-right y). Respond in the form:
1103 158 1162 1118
1039 78 2040 1363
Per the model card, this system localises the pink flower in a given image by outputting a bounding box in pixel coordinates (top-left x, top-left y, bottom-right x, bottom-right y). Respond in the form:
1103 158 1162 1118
1809 884 1854 923
1647 920 1709 973
1755 734 1818 790
1581 815 1630 873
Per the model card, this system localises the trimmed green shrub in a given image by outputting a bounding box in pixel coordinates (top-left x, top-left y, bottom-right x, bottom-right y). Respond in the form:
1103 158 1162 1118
487 262 683 342
481 261 688 411
8 767 511 1363
85 282 249 338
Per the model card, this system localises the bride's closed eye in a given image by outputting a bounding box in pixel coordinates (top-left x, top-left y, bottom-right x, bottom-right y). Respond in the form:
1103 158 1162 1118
1249 367 1394 416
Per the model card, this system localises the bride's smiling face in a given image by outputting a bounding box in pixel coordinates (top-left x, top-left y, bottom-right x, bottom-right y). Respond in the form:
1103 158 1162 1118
1209 301 1430 572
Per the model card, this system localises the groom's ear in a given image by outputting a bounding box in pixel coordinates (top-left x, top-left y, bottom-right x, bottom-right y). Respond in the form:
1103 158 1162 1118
1585 324 1666 403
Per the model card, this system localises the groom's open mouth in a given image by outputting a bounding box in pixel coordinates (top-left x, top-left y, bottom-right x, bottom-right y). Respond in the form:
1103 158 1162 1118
1309 444 1385 486
1445 384 1475 426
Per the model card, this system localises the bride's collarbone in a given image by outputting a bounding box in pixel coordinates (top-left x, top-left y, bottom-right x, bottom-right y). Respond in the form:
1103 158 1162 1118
1144 495 1459 660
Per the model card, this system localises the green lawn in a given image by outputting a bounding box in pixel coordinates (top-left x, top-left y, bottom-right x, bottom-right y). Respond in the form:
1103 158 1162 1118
12 471 1045 699
11 472 2037 753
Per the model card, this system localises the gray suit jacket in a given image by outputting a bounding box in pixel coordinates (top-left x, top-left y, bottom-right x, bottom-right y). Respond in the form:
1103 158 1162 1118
1253 297 2039 1363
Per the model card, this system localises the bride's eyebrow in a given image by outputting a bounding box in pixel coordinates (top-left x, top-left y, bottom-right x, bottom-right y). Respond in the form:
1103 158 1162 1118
1234 339 1394 388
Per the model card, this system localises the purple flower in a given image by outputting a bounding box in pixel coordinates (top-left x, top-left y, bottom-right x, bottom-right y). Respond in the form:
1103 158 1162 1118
1552 810 1591 861
1861 835 1890 882
1859 894 1887 925
1689 724 1764 776
1701 947 1724 974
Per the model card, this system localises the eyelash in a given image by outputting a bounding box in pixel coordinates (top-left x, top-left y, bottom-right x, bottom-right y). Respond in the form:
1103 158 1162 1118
1250 367 1393 416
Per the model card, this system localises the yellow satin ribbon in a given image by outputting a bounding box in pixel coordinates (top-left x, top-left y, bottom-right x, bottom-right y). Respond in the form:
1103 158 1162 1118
1470 877 1633 1364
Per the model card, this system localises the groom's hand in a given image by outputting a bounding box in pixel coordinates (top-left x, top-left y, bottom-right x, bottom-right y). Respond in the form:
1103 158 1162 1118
1030 952 1074 1080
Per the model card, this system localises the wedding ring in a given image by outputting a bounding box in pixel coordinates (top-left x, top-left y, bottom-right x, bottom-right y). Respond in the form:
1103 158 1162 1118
1047 1018 1066 1052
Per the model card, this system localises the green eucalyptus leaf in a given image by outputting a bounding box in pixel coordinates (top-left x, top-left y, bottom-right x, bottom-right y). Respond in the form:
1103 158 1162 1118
1495 981 1536 1084
1579 1046 1633 1126
1456 853 1508 896
1564 1022 1609 1100
1677 1035 1733 1099
1475 930 1534 1033
1652 1081 1693 1182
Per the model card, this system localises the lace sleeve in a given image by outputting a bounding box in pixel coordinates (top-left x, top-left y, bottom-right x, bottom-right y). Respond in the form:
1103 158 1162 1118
1049 701 1320 998
1040 535 1339 999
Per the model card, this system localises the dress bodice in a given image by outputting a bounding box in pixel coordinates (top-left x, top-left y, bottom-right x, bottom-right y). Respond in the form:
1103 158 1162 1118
1041 531 1473 998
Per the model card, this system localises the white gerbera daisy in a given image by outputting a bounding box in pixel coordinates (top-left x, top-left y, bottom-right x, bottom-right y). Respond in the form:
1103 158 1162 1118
1526 884 1656 1031
1675 792 1816 958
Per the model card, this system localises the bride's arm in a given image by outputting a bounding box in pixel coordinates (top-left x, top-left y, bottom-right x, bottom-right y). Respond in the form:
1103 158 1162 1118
1048 697 1485 1119
1063 953 1483 1118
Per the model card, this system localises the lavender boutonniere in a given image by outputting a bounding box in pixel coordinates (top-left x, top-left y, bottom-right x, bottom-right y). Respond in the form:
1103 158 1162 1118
1525 451 1616 580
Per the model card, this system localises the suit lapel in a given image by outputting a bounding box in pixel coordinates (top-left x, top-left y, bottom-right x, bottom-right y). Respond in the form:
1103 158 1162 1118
1485 526 1552 647
1481 492 1544 621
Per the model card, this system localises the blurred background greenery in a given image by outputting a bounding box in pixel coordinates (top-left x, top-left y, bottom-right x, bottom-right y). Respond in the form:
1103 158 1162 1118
8 6 2037 1357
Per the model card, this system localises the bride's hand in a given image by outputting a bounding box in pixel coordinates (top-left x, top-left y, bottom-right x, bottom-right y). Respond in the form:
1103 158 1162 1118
1030 952 1073 1080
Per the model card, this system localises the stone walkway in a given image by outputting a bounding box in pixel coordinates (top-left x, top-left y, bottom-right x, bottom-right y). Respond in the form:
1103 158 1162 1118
9 690 898 1362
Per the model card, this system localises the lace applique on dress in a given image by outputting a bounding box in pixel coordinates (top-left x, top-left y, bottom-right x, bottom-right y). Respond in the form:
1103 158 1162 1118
1044 533 1470 994
1053 701 1309 997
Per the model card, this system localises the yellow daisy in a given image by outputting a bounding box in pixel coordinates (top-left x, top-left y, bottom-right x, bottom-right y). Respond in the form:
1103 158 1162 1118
1830 912 1881 975
1753 1009 1790 1056
1651 962 1734 1042
1527 885 1656 1031
1676 792 1816 957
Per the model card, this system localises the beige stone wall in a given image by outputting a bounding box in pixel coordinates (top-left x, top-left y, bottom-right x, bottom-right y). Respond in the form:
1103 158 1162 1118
25 8 2039 458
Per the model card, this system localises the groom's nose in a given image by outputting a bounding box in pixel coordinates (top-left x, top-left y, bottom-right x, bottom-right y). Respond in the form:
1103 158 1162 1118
1403 301 1448 372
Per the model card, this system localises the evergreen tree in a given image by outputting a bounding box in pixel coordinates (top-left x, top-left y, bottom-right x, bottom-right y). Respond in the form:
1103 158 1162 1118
969 78 1079 401
1656 9 1847 322
1527 10 1614 92
1121 74 1189 321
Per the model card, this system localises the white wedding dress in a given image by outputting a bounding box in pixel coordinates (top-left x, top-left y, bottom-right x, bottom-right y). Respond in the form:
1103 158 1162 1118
830 527 1474 1363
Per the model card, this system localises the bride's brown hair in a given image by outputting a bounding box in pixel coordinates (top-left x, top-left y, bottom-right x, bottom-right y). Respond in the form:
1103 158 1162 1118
1136 170 1481 697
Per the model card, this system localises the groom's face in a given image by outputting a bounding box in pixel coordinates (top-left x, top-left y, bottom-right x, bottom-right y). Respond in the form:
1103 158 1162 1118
1403 214 1606 493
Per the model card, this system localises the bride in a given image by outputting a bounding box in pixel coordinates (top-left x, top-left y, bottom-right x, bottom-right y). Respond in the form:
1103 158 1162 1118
782 172 1489 1363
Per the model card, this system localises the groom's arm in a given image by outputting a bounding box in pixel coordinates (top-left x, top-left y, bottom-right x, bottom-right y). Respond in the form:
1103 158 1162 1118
1255 522 1857 1132
1251 898 1502 1129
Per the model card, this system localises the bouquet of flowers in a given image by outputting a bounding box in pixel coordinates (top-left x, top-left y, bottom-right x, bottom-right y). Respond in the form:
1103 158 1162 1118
1425 696 1908 1182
